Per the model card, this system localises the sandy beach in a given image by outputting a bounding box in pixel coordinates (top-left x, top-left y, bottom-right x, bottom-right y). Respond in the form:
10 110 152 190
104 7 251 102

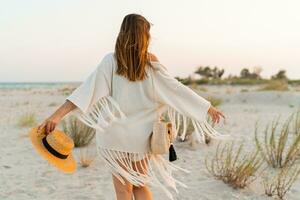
1 84 300 200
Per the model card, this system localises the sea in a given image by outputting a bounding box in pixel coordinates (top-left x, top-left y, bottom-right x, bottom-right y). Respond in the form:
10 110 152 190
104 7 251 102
0 82 80 89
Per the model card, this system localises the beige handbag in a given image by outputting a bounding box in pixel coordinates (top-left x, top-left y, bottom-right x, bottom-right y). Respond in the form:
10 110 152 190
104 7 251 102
150 116 174 154
149 69 176 156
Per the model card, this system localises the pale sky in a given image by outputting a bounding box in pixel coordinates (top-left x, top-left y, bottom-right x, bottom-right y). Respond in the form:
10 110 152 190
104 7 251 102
1 0 300 82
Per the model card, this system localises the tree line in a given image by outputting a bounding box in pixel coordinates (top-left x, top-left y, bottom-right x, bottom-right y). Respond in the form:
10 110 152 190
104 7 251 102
176 66 290 85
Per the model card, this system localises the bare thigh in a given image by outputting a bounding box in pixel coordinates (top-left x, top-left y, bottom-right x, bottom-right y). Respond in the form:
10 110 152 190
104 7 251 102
131 156 153 200
112 155 134 200
112 153 151 190
113 154 151 185
131 155 151 187
132 156 150 175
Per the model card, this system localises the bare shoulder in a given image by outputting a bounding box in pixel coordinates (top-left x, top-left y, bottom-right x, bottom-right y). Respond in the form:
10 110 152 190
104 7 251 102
148 53 159 62
148 53 169 72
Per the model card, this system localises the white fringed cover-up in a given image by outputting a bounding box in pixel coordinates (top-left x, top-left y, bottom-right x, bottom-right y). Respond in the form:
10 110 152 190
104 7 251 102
66 53 222 199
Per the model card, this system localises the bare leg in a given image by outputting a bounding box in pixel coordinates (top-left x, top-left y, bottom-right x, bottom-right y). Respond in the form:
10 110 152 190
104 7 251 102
112 174 133 200
132 157 153 200
112 157 133 200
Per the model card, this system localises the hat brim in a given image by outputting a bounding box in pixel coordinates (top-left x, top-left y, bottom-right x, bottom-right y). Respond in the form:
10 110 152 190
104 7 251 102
29 127 76 173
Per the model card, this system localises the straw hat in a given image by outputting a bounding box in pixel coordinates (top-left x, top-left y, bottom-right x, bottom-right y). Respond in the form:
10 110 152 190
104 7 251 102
29 127 76 173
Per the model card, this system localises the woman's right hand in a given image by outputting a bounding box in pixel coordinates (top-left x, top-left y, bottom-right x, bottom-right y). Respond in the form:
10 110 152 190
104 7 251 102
37 100 77 135
207 105 225 125
37 115 61 135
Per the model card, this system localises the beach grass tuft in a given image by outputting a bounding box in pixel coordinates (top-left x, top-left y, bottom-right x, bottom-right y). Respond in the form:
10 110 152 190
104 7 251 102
62 116 96 148
17 112 37 127
207 96 223 107
79 142 97 168
48 102 58 107
174 117 212 144
258 80 289 91
255 113 300 168
205 142 264 189
241 89 249 93
263 165 300 199
58 87 76 96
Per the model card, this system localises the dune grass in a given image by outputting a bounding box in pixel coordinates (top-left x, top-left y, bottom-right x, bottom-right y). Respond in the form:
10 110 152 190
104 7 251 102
62 116 97 167
58 87 76 96
79 141 97 168
205 142 264 189
292 110 300 135
258 80 289 91
255 114 300 169
17 112 37 127
172 116 212 144
263 165 300 199
80 154 95 168
254 111 300 199
48 102 58 107
62 116 96 148
240 89 249 93
207 96 223 107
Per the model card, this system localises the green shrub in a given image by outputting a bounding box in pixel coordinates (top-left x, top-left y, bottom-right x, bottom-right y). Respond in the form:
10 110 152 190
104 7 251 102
225 78 268 85
288 79 300 85
175 76 193 85
195 78 209 85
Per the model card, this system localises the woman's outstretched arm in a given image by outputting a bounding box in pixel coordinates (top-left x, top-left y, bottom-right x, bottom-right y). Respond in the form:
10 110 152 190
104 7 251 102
37 100 77 135
149 53 225 125
38 54 113 135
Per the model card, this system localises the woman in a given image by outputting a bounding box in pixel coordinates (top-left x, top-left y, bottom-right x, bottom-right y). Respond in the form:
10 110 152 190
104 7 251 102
38 14 225 200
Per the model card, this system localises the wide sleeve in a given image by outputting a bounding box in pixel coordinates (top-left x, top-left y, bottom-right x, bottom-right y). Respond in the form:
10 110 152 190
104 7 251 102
151 62 211 121
66 53 126 132
66 54 111 114
151 62 224 142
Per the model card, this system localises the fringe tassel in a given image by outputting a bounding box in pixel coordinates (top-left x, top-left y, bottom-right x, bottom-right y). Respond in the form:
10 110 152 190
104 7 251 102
72 97 227 198
166 106 226 142
169 143 177 162
76 96 126 132
97 147 189 200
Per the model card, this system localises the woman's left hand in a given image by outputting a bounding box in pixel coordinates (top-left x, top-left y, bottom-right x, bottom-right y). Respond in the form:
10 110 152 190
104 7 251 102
207 106 225 125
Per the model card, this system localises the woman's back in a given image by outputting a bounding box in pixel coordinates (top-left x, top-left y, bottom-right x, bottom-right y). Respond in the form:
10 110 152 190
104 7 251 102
37 13 225 200
111 53 157 116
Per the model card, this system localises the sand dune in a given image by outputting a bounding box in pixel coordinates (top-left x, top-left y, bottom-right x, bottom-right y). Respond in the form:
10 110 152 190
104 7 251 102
0 85 299 200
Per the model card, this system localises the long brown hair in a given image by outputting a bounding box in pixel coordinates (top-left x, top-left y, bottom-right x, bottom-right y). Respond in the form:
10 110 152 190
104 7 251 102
115 14 153 81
